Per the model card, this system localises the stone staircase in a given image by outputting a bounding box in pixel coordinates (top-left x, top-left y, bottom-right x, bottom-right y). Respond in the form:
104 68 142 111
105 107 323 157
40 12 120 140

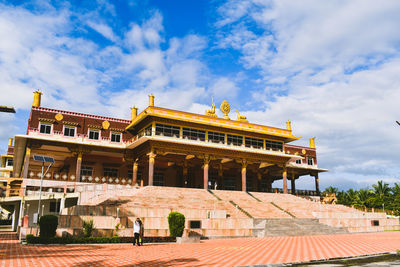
253 218 348 237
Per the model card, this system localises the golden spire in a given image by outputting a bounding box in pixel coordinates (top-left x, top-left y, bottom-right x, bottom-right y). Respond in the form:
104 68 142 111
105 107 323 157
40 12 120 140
286 120 291 131
310 137 316 148
149 94 155 107
131 106 138 121
32 90 42 107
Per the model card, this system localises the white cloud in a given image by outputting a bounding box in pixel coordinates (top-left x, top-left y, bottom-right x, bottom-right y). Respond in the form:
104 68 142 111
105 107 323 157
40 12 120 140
216 0 400 190
87 21 118 42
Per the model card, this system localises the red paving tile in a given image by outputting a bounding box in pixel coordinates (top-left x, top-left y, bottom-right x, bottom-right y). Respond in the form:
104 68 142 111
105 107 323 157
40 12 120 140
2 231 400 266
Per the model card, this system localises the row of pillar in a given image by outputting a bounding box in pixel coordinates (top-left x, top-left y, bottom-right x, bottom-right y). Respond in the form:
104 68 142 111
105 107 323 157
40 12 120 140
21 146 320 194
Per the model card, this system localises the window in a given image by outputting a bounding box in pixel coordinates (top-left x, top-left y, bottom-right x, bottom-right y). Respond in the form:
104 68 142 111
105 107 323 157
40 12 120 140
104 168 118 177
64 126 75 137
189 220 201 229
39 123 52 134
50 201 61 213
295 159 302 164
111 132 121 142
208 131 225 144
227 134 243 146
154 172 164 186
145 125 152 136
88 129 99 140
182 127 205 141
245 137 264 149
307 157 314 165
155 123 180 137
265 140 283 151
6 159 13 167
80 166 93 176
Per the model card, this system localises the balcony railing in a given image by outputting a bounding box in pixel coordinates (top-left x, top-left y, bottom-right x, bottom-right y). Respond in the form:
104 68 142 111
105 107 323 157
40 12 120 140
27 170 133 186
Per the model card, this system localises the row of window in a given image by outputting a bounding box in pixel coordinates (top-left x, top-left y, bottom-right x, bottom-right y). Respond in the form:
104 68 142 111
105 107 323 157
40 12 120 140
153 123 283 151
39 123 122 142
295 158 314 165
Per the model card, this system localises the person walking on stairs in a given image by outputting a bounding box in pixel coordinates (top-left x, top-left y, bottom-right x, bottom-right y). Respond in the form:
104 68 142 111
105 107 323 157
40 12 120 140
133 218 141 246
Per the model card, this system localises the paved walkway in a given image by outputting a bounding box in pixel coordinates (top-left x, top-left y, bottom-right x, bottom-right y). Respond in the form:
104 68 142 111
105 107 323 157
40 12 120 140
2 232 400 266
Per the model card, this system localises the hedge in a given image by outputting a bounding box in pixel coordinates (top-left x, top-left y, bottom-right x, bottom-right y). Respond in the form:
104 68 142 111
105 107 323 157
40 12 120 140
167 212 185 237
26 234 121 244
38 215 58 238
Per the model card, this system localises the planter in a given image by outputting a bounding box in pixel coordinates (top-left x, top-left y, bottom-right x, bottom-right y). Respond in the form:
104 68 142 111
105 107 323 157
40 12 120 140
176 236 200 244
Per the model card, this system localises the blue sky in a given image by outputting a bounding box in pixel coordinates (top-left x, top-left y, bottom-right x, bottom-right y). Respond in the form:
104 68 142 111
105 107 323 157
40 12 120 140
1 0 400 191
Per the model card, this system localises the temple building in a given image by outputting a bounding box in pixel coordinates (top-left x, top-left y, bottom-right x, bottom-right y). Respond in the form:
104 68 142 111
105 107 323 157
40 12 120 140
10 91 325 195
0 91 327 233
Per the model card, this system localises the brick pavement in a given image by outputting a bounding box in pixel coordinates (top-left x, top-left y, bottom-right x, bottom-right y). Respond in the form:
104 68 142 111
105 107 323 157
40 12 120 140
2 232 400 266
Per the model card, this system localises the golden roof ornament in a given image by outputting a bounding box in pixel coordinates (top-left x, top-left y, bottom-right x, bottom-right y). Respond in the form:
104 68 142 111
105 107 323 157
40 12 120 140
55 113 63 121
220 100 230 120
205 96 217 117
235 109 248 123
102 120 110 130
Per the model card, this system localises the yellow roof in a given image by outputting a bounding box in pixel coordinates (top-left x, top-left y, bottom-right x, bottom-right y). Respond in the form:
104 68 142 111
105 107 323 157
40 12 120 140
126 106 300 142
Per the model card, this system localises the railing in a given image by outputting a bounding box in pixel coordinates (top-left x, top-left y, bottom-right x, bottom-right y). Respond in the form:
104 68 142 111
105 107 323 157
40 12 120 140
27 170 133 186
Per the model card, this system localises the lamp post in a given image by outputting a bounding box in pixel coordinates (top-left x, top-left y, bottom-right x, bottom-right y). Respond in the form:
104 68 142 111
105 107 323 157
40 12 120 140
32 155 54 236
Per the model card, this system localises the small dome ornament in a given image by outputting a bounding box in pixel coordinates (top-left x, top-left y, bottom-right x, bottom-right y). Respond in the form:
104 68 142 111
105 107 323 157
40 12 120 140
220 100 231 120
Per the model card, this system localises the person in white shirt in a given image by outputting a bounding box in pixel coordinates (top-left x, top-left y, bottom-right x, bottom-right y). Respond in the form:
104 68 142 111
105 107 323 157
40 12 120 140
133 218 141 246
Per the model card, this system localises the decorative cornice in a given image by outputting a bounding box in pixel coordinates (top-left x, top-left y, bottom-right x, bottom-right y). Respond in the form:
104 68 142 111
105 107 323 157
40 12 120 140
38 118 56 123
63 121 79 126
87 124 102 130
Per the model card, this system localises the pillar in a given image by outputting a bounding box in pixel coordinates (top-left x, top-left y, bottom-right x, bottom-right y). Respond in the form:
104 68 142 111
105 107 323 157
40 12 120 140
22 146 31 178
257 172 262 192
282 166 287 194
291 173 296 195
75 152 82 182
203 155 210 190
218 164 223 190
132 161 138 186
59 196 66 214
183 164 188 188
148 152 156 186
314 173 320 195
241 160 248 192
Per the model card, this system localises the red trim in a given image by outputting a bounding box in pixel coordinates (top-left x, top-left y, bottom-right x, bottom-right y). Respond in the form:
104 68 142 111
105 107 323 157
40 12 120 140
32 106 131 123
285 144 316 150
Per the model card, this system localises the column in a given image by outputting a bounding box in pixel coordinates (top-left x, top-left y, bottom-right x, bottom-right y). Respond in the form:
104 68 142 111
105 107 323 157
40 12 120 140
282 166 288 194
257 172 262 192
22 146 31 178
75 152 82 182
148 152 156 186
291 173 296 195
241 160 248 192
59 195 66 214
314 173 320 195
183 160 188 187
217 164 223 190
132 161 138 186
203 155 210 190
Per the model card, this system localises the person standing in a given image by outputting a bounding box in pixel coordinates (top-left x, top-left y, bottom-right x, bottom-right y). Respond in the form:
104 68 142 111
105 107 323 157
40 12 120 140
139 218 144 246
133 218 141 246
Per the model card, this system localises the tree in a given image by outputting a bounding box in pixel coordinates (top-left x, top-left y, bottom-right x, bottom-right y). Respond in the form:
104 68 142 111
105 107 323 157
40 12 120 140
355 189 372 209
323 186 338 195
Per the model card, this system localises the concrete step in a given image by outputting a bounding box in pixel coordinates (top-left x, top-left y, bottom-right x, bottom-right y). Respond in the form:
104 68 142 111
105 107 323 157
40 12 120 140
255 218 348 237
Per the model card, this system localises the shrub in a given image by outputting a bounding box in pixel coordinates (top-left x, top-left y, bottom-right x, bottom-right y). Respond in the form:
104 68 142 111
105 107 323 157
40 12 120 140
168 212 185 237
82 219 95 237
25 235 121 244
38 215 58 238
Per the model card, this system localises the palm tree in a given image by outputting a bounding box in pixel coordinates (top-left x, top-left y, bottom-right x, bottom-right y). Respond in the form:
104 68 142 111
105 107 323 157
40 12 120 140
356 189 372 209
372 180 390 198
323 186 338 195
344 189 358 206
391 183 400 196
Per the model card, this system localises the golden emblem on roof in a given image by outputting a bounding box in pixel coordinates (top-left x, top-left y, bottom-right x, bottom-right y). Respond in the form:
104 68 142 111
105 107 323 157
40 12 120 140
55 113 63 121
205 97 217 117
102 120 110 130
235 109 248 123
220 100 230 120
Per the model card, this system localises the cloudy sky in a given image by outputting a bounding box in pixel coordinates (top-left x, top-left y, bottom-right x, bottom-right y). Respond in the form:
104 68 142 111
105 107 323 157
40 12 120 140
1 0 399 191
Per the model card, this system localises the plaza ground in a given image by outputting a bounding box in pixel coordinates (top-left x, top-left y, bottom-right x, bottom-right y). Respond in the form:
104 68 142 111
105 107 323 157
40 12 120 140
2 232 400 266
